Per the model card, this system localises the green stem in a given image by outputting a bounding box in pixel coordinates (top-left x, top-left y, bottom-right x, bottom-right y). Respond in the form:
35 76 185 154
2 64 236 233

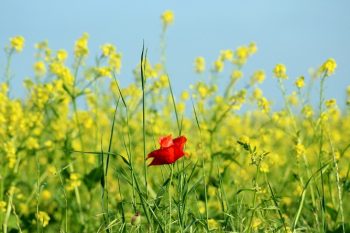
4 49 14 95
168 165 174 233
318 75 326 231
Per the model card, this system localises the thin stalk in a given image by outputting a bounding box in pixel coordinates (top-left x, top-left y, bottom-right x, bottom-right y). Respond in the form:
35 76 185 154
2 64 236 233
327 134 345 233
4 49 14 92
192 99 209 230
318 75 327 231
168 165 174 233
140 44 148 198
247 163 261 233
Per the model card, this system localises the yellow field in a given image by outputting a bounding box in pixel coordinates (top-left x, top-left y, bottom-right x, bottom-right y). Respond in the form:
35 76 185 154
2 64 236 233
0 10 349 233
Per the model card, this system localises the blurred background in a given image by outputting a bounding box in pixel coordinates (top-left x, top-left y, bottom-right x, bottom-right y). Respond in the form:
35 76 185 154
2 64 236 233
1 0 349 109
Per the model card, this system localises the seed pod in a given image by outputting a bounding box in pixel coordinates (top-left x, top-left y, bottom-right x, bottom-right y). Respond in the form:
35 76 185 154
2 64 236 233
131 211 141 226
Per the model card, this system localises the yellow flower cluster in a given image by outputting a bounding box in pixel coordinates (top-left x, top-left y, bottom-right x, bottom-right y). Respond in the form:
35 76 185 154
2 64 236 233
10 35 25 52
194 56 205 73
273 64 287 79
74 33 89 57
319 58 337 76
36 211 50 227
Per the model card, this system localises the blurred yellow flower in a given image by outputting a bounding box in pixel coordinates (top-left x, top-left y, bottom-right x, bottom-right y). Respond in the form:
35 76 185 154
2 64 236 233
231 70 243 80
194 56 205 73
74 33 89 57
56 49 68 62
319 58 337 76
250 70 265 84
10 35 25 52
208 218 219 230
41 190 52 201
295 142 305 159
101 43 116 57
161 10 174 27
0 201 6 213
295 76 305 88
260 162 270 173
181 91 190 101
273 64 287 79
220 49 233 61
33 61 46 76
248 42 258 54
325 98 336 108
37 211 50 227
109 53 122 73
213 59 224 73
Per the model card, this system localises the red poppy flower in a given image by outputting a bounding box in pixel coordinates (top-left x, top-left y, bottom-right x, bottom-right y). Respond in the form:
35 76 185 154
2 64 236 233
147 135 187 166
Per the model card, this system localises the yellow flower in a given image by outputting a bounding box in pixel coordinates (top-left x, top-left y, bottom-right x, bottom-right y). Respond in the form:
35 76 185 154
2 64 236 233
325 98 336 109
26 137 40 150
196 201 205 214
56 49 68 62
231 70 243 80
236 46 249 60
260 162 270 173
66 173 81 191
288 91 298 106
161 10 174 27
74 33 89 57
109 53 122 73
250 70 265 84
233 46 251 66
33 61 46 76
19 203 29 216
0 201 6 212
213 59 224 73
320 58 337 76
37 211 50 227
4 141 17 169
295 142 305 159
95 67 111 78
248 42 258 55
41 190 52 201
194 57 205 73
258 97 270 113
181 91 190 101
273 64 287 79
220 49 233 61
253 88 263 99
252 218 262 230
101 43 116 57
295 76 305 88
10 35 25 52
302 105 314 118
208 218 219 230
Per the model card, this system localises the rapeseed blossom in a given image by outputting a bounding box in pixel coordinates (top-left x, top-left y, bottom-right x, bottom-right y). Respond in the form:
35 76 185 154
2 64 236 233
161 10 174 27
319 58 337 76
36 211 50 227
10 35 25 52
273 64 287 79
194 57 205 73
295 76 305 88
74 33 89 57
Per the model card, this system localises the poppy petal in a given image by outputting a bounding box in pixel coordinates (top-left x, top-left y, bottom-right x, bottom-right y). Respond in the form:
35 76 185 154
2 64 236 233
159 135 174 148
147 146 175 166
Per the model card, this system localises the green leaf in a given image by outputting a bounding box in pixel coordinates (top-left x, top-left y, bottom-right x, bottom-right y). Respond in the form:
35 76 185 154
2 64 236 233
83 165 104 190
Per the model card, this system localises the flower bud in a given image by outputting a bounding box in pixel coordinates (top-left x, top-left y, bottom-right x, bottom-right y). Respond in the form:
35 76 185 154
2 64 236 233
131 211 141 226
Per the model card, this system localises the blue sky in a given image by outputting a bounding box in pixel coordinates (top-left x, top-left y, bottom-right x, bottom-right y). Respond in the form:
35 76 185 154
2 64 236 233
1 0 349 109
